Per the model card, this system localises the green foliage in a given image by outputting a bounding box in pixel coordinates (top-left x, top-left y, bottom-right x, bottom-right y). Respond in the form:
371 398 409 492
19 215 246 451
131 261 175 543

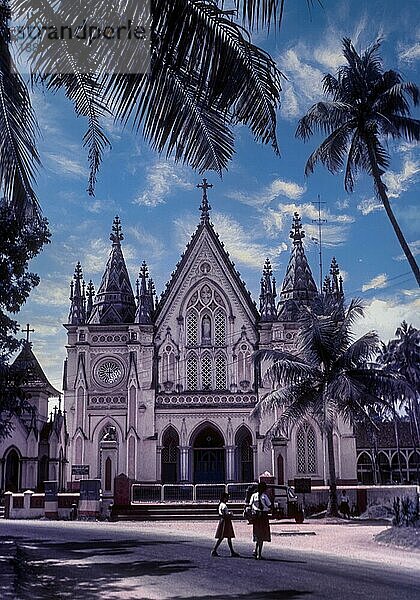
0 204 50 356
393 496 419 527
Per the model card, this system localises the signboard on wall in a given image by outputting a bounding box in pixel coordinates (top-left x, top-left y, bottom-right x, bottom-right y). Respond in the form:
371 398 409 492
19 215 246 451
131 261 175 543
72 464 90 476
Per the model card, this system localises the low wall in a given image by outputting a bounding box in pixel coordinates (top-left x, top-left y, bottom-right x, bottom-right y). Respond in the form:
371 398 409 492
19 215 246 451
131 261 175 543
4 491 79 519
300 485 419 515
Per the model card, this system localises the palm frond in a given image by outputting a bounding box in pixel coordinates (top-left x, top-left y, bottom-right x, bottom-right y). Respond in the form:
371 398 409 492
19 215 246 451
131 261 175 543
0 4 40 221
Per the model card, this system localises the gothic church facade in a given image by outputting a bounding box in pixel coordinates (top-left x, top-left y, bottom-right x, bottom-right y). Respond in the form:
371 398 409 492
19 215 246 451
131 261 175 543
63 183 357 496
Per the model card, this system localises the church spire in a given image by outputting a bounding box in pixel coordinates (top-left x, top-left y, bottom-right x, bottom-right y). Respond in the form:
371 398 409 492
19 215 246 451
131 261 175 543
68 262 86 325
88 216 136 324
197 178 213 223
135 261 155 324
259 258 277 322
277 212 318 321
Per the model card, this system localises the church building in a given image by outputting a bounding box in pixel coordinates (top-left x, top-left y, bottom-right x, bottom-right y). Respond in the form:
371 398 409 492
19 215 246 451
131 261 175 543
63 181 357 497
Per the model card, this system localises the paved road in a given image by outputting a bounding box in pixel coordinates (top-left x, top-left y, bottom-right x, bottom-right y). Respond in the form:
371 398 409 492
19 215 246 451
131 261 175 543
0 520 419 600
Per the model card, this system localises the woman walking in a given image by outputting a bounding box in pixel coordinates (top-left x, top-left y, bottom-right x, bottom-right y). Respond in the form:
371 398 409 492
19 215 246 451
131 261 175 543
249 481 271 559
211 492 240 557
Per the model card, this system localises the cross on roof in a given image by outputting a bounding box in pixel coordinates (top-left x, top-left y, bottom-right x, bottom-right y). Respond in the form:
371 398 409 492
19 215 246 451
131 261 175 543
197 178 212 222
22 323 34 344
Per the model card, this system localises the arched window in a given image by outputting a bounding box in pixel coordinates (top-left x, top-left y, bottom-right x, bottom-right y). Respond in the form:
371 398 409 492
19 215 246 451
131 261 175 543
408 452 420 483
186 355 198 390
235 427 254 482
238 343 251 388
201 354 212 390
161 427 180 484
186 311 198 346
215 354 227 390
214 310 226 345
296 422 317 474
357 452 373 484
378 452 391 484
391 453 408 483
128 386 136 429
128 436 136 479
105 457 112 491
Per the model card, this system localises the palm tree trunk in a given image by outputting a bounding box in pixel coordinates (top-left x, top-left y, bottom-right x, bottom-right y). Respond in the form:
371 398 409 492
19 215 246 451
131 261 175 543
367 146 420 286
393 418 404 483
326 428 338 516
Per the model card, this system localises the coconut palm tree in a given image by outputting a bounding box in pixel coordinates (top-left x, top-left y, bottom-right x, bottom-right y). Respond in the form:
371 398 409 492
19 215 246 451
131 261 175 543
253 297 406 516
296 38 420 286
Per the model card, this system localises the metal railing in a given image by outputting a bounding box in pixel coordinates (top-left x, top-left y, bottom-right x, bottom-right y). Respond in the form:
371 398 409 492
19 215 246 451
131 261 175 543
131 482 253 504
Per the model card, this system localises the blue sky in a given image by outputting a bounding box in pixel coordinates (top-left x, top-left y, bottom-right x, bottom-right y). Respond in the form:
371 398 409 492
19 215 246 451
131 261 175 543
15 0 419 393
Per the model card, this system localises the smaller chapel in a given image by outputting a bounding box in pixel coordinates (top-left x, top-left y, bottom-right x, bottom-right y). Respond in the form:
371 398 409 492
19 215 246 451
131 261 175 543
63 181 358 497
0 341 68 493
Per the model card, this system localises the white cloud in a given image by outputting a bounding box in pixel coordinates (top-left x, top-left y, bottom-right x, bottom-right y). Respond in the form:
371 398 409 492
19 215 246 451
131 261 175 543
352 297 420 343
127 226 165 261
134 160 193 206
361 273 388 292
336 199 350 210
31 280 70 307
261 202 353 245
174 212 286 270
398 42 420 64
277 48 324 119
228 177 306 207
45 153 88 178
383 157 420 198
357 197 382 215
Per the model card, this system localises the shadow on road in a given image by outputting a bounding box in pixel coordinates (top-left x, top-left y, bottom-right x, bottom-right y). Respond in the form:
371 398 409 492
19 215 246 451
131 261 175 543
169 592 311 599
0 536 195 599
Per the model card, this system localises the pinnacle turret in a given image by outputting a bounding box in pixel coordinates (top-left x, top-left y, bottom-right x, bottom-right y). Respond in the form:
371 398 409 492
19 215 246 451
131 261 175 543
325 257 344 299
135 261 155 324
85 280 95 321
259 258 277 322
68 262 86 325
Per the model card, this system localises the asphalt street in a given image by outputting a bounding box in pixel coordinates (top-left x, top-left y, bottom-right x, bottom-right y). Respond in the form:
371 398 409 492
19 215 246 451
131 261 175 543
0 520 419 600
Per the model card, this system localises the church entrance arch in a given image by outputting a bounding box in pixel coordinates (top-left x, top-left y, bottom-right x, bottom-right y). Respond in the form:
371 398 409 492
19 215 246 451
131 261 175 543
235 426 254 482
161 427 180 484
192 425 225 483
4 449 20 492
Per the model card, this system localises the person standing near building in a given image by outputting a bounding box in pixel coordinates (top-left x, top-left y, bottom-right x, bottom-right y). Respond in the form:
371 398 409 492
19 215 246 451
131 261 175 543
249 481 271 559
211 492 240 557
339 490 350 519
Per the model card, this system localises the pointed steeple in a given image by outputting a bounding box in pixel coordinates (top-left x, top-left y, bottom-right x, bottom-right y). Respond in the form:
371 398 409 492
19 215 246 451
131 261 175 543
68 262 86 325
325 257 344 299
197 178 213 223
135 261 155 324
88 216 136 324
259 258 277 322
277 212 318 321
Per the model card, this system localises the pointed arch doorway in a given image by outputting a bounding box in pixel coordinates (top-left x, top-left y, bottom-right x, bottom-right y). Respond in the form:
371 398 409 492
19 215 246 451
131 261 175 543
193 425 225 483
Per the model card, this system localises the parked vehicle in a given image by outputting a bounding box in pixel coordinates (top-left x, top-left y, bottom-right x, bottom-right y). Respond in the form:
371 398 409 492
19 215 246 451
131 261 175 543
268 485 304 523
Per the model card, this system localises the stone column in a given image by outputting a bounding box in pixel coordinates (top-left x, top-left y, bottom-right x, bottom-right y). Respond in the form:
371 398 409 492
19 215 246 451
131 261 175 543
179 446 190 482
226 446 235 482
